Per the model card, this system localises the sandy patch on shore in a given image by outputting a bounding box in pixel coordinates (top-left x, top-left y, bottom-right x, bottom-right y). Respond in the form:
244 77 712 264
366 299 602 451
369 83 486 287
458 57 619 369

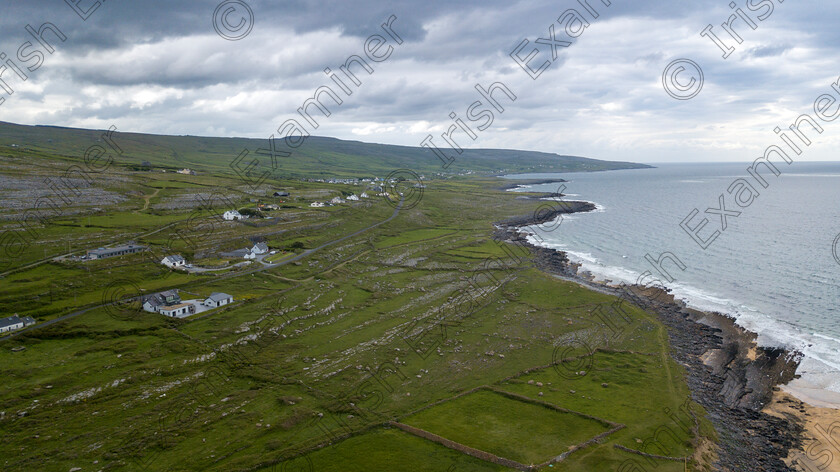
764 390 840 472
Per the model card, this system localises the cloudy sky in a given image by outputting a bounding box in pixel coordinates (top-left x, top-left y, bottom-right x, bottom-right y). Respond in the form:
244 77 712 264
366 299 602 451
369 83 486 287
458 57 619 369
1 0 839 163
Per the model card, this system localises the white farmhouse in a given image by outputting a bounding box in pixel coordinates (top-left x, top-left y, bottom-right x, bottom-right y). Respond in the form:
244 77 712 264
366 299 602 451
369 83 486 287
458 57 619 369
204 292 234 308
223 210 243 221
330 197 345 204
0 317 23 333
310 201 325 208
161 255 186 268
347 194 360 201
251 242 269 255
141 290 181 313
360 192 369 198
0 315 35 333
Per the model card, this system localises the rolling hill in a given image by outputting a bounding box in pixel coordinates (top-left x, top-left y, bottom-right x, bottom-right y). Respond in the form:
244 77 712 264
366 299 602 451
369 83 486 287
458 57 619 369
0 121 651 178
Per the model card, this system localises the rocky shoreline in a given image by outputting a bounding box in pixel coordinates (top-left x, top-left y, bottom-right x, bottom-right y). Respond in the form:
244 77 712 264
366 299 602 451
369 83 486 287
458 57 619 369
498 178 568 192
496 203 808 471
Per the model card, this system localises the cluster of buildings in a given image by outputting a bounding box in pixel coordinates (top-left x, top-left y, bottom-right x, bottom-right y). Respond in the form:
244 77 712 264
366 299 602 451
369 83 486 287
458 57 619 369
303 177 371 184
141 289 234 318
311 193 371 207
301 177 418 185
73 244 237 320
0 315 36 334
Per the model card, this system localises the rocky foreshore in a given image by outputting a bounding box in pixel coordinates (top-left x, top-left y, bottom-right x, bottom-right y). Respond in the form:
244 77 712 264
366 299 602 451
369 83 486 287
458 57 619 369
498 201 596 228
496 204 808 471
498 178 568 192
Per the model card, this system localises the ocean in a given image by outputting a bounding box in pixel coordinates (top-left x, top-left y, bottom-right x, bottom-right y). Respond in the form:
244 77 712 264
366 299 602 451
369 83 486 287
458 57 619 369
505 162 840 406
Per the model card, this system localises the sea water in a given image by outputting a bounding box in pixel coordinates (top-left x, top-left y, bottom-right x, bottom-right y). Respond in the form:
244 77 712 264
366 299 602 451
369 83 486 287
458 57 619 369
505 162 840 406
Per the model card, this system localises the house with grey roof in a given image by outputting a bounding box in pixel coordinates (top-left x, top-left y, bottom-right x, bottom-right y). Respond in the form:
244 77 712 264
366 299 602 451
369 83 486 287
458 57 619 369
204 292 234 308
161 255 186 268
220 248 250 259
0 315 35 333
251 242 269 255
86 244 146 260
141 290 181 313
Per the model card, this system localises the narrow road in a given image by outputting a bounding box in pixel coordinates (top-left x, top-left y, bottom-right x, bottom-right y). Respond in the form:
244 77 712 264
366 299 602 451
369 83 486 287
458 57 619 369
0 198 403 341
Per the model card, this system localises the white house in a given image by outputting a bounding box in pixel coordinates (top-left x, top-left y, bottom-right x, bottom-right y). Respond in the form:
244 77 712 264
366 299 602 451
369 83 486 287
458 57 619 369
159 303 195 318
0 315 35 333
161 255 186 268
347 194 360 201
204 292 234 308
244 252 255 260
330 197 345 204
223 210 243 221
251 242 269 255
1 317 24 333
360 192 369 198
141 290 181 313
310 201 325 208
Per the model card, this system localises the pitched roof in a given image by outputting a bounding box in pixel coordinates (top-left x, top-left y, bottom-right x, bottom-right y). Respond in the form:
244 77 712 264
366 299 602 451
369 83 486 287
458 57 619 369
0 315 23 329
206 292 233 302
142 290 180 307
164 255 185 263
142 295 163 307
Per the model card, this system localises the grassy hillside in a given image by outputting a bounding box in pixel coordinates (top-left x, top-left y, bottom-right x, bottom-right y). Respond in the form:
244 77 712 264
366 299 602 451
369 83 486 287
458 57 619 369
0 121 650 178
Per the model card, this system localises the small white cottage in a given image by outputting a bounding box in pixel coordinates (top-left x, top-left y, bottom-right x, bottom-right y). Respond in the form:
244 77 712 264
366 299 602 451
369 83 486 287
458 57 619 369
161 255 186 268
204 292 234 308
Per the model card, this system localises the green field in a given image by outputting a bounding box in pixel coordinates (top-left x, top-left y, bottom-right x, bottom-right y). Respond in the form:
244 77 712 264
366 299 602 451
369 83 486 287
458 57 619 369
402 389 611 465
261 428 511 472
0 125 714 472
